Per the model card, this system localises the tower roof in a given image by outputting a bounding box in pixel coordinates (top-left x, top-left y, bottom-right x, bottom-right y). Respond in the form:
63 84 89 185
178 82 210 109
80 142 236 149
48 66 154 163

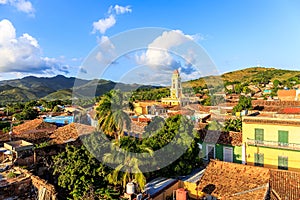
173 69 179 74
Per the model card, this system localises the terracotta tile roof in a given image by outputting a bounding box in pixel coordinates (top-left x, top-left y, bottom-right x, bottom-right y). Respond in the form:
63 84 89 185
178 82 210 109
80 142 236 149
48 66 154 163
223 185 269 200
278 107 300 114
200 130 242 146
253 100 300 107
278 90 297 101
50 123 95 144
128 121 147 133
173 69 179 74
13 119 57 135
270 169 300 200
278 89 296 97
197 160 270 199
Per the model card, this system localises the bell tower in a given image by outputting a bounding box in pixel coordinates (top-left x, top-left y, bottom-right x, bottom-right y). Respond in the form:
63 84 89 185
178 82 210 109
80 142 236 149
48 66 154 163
170 69 182 99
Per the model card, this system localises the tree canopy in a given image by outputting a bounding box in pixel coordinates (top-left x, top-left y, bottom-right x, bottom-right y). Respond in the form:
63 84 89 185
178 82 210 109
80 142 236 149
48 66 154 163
232 95 252 114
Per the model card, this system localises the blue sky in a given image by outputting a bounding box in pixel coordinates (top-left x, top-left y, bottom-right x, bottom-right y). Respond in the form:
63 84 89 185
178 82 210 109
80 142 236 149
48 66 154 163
0 0 300 83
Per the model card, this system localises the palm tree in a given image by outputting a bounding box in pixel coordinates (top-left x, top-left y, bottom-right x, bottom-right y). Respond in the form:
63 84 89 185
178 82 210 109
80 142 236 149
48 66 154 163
105 155 147 193
96 90 131 140
103 138 154 193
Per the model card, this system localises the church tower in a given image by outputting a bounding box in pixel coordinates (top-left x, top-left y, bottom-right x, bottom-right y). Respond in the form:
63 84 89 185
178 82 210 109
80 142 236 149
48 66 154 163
170 69 182 99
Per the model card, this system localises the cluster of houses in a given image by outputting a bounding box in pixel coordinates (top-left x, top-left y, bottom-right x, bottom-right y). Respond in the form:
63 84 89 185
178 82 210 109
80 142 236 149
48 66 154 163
0 107 96 199
0 70 300 199
113 70 300 199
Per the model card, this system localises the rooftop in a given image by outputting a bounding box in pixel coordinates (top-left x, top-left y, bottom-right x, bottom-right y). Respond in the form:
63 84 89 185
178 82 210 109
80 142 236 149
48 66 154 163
200 130 242 146
144 177 178 198
243 114 300 126
13 119 57 135
197 160 270 199
50 123 95 144
277 89 297 96
4 140 34 152
270 169 300 200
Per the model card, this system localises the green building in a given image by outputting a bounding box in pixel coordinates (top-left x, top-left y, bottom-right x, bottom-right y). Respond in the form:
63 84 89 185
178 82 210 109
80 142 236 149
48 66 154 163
200 130 243 164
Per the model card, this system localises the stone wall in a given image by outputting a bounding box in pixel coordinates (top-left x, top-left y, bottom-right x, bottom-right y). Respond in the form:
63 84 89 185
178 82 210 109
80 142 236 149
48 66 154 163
0 175 32 199
17 167 58 200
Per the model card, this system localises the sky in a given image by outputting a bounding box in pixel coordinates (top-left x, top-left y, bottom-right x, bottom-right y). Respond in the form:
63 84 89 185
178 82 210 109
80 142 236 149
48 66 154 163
0 0 300 84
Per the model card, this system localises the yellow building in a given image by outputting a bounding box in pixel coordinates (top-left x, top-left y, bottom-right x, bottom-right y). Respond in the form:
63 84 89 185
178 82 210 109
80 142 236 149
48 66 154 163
162 69 189 106
242 114 300 172
133 101 157 115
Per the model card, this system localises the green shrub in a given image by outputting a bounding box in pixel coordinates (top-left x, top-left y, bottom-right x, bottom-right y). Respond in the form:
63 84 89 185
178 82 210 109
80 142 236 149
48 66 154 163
6 171 17 179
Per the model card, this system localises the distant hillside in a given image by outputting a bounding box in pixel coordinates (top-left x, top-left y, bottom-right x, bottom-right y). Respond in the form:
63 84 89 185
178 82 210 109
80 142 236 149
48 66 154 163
0 85 37 103
43 89 74 101
0 75 158 103
1 67 299 103
186 67 300 87
0 75 90 98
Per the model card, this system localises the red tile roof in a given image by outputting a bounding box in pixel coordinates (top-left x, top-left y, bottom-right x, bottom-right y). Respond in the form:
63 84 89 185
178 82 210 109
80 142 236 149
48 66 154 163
197 160 270 199
278 90 297 101
13 119 57 135
278 107 300 114
278 89 296 96
50 123 95 144
200 130 242 146
270 169 300 200
173 69 179 74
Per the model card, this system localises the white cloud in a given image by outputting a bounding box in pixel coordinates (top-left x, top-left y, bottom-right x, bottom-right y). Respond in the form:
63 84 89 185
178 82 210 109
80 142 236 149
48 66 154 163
0 0 35 15
0 19 68 74
110 5 132 15
92 15 116 34
136 30 194 68
92 4 132 35
0 0 8 4
95 36 116 64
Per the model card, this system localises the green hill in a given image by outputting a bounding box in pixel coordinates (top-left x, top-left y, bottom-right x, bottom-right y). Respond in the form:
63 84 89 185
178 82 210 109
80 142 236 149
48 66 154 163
186 67 300 87
0 85 38 103
43 89 74 101
1 67 299 103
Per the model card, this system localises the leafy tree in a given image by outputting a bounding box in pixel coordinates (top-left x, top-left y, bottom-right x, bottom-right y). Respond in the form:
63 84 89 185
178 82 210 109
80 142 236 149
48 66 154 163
24 100 38 109
131 87 169 101
273 79 281 88
206 120 224 131
232 96 252 114
52 145 111 199
202 95 225 106
13 107 38 120
234 83 243 94
144 116 165 134
224 119 242 132
2 127 10 133
52 105 61 112
142 115 201 177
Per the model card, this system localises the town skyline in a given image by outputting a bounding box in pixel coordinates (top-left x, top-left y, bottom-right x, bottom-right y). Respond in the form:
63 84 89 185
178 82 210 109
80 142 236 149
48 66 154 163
0 1 300 83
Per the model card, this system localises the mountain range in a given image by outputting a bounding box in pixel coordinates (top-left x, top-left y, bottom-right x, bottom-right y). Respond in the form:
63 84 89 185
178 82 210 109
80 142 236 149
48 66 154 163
0 75 159 103
0 67 300 104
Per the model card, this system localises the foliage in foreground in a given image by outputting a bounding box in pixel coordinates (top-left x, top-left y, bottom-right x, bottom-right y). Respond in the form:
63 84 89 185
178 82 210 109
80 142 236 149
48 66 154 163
52 145 117 200
53 114 202 199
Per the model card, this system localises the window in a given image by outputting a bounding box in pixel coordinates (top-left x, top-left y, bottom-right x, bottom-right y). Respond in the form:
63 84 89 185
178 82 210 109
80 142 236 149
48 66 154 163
206 144 215 160
255 128 264 144
254 153 264 167
278 156 288 170
278 131 289 146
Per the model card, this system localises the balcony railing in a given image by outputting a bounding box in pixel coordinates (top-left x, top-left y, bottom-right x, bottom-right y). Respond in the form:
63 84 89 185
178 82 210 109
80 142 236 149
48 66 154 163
247 138 300 151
